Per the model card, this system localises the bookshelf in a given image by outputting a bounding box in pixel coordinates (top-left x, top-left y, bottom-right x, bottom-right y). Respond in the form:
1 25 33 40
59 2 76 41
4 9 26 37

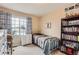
61 16 79 55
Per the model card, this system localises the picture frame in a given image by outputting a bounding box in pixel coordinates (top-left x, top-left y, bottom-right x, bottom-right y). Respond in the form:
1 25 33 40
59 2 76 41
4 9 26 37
47 22 51 28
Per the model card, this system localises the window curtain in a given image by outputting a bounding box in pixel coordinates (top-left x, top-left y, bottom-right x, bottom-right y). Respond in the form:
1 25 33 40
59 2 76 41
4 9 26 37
26 17 32 34
4 13 12 33
0 11 12 33
0 11 32 35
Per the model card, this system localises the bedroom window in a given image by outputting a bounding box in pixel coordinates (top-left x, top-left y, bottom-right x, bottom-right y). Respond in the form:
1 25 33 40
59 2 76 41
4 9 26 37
12 17 20 35
11 17 27 36
20 18 27 35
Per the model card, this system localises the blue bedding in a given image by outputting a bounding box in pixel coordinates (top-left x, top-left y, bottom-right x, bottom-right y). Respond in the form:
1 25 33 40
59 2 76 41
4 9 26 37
43 37 60 55
33 34 60 55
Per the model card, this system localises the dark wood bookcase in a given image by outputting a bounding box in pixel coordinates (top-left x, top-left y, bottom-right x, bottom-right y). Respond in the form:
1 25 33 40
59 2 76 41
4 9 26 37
61 16 79 55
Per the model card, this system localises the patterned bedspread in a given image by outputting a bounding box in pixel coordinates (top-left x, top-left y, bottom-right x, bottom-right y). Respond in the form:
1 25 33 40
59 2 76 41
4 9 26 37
33 34 60 55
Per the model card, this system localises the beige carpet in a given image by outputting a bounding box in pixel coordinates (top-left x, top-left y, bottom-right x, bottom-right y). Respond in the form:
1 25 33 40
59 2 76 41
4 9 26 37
12 44 44 55
12 44 64 55
51 50 65 55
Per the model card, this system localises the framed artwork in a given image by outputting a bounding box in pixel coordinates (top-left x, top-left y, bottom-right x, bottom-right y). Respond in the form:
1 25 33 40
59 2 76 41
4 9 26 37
47 22 51 28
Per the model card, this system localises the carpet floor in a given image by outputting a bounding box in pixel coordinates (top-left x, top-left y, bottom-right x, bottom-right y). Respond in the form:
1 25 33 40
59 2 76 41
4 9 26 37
12 44 64 55
12 44 44 55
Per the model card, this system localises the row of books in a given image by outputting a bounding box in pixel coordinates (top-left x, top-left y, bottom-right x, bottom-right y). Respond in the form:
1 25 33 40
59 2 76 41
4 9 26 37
61 46 73 55
62 20 79 26
63 41 79 49
61 45 77 55
61 46 66 52
62 27 79 32
62 21 68 26
69 20 79 25
62 34 78 41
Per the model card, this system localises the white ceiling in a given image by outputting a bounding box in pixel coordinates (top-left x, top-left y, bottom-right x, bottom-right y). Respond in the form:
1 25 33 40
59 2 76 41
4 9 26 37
0 3 73 16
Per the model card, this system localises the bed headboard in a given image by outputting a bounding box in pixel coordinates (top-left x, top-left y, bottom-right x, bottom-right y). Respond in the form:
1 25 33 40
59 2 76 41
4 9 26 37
32 33 48 36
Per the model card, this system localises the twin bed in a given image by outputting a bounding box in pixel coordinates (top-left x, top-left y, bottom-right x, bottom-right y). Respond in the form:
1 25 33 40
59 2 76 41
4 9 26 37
32 33 60 55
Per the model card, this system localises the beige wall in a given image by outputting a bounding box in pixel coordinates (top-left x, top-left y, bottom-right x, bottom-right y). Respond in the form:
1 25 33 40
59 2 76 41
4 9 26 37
32 16 40 33
40 4 78 39
40 7 65 38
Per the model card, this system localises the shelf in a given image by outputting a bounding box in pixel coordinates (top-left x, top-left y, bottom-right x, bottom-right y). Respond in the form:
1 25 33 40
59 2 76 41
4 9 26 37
62 25 79 27
61 16 79 55
62 39 79 43
60 50 72 55
60 50 78 55
61 16 79 21
62 32 79 35
63 44 78 51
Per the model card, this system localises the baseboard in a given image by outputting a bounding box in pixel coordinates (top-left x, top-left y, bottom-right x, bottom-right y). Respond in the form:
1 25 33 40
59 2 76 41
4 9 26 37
22 43 32 46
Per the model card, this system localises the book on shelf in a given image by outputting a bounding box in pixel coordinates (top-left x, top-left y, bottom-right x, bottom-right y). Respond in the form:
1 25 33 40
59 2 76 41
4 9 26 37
62 20 79 26
66 48 73 55
63 41 78 49
62 27 79 32
61 46 66 52
62 34 77 41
